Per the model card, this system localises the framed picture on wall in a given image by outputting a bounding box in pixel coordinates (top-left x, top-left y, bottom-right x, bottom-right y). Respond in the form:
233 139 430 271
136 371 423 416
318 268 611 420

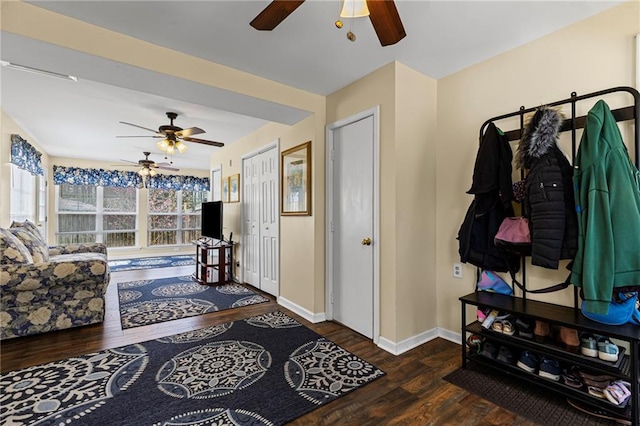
281 141 311 216
221 176 230 202
229 174 240 203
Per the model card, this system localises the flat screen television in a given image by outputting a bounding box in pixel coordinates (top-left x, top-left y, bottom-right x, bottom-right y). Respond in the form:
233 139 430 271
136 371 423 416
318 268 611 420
201 201 223 241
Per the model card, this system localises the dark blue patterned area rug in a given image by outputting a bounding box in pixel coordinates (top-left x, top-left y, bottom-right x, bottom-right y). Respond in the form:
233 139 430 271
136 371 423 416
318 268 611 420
118 276 269 329
0 311 385 426
109 255 196 272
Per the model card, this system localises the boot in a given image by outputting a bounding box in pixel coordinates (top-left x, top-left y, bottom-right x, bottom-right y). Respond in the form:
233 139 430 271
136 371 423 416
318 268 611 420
559 326 580 353
534 320 550 342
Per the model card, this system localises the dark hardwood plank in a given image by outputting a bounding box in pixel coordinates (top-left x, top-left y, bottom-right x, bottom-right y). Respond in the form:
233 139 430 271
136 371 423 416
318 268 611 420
0 265 539 425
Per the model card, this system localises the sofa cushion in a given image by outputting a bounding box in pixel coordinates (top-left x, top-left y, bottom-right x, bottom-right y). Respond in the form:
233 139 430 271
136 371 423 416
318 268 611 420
0 229 33 265
8 228 50 263
10 219 46 245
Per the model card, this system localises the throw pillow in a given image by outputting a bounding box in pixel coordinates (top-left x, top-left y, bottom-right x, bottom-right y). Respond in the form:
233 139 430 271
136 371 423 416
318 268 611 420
10 219 46 246
0 228 34 265
8 228 50 263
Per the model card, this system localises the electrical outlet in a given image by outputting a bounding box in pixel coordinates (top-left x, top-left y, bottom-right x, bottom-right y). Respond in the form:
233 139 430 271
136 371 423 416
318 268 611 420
452 263 463 279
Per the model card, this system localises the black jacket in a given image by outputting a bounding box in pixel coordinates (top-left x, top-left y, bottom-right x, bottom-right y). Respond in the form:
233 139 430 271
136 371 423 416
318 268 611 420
516 107 578 269
458 123 516 272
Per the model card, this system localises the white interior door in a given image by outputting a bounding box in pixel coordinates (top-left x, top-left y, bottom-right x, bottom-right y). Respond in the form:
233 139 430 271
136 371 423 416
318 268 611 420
259 147 279 296
328 111 377 339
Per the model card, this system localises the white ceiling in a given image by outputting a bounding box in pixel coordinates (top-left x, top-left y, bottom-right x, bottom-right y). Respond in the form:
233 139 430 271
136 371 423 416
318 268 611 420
1 0 619 170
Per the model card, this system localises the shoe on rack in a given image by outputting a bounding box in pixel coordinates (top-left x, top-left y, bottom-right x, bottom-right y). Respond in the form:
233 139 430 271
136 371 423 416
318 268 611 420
580 333 598 358
496 346 516 365
480 341 498 360
516 351 538 373
558 326 580 353
534 321 550 343
567 399 632 426
491 319 504 333
538 356 561 381
578 369 615 388
603 380 631 406
561 367 583 389
501 320 516 336
515 317 534 339
466 334 483 352
597 337 619 362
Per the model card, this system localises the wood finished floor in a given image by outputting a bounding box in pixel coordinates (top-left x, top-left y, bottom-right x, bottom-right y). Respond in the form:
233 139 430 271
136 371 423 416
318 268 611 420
0 266 538 425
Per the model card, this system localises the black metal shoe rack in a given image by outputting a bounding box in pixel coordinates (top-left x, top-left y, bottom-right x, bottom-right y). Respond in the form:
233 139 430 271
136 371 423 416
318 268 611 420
459 86 640 425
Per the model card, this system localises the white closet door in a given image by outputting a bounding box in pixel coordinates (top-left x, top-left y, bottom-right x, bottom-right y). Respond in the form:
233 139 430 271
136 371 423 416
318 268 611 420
259 147 279 296
243 157 259 286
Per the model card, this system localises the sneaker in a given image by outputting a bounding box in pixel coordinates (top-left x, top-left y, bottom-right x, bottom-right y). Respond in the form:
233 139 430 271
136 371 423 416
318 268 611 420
597 337 619 362
580 333 598 358
515 317 534 339
480 341 498 360
496 346 516 365
538 356 561 381
517 351 538 373
562 367 583 389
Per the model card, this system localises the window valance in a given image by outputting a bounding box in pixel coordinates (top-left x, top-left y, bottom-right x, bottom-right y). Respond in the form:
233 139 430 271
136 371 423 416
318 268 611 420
53 166 142 188
53 165 209 191
146 174 210 191
11 134 44 176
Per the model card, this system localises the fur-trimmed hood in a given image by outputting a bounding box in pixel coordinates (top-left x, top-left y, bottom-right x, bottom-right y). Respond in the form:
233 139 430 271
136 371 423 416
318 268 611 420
515 106 564 169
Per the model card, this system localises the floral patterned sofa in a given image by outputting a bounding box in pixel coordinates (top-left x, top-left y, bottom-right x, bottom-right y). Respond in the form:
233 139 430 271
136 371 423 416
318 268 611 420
0 220 110 339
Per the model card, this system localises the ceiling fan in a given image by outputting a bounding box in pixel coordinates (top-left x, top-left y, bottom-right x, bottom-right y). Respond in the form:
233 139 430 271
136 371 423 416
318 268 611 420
114 151 180 176
118 112 224 156
250 0 406 46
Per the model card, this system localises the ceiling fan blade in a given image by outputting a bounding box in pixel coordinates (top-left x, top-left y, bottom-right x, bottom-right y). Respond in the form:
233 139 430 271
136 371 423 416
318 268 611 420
153 164 180 171
119 121 162 134
250 0 305 30
367 0 406 46
116 135 163 138
110 164 139 168
118 159 140 165
175 127 205 138
182 136 225 148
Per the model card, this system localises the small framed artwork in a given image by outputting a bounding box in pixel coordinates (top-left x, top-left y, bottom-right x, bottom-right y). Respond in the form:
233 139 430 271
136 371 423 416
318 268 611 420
221 176 230 202
229 173 240 203
281 141 311 216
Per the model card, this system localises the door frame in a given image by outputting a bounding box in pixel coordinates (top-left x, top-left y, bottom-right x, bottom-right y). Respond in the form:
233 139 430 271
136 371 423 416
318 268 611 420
325 106 380 344
240 139 280 286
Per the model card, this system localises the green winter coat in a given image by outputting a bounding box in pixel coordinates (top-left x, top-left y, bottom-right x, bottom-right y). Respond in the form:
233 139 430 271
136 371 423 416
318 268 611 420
571 100 640 315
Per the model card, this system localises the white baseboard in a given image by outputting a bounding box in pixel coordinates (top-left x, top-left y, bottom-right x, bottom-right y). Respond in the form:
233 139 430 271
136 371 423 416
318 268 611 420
277 296 326 323
377 327 462 355
377 328 439 355
437 328 463 345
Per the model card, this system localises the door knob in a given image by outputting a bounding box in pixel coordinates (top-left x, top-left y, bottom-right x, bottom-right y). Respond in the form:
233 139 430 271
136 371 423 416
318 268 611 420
362 237 372 246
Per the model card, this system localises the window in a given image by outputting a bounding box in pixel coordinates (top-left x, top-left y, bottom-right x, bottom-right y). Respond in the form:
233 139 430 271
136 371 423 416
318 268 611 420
148 189 208 246
10 165 36 223
211 167 221 201
56 184 138 247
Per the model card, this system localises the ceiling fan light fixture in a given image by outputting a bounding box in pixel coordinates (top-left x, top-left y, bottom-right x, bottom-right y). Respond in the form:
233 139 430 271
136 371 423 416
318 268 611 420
175 141 188 154
157 139 170 152
138 167 150 176
149 168 157 176
165 144 176 155
340 0 369 18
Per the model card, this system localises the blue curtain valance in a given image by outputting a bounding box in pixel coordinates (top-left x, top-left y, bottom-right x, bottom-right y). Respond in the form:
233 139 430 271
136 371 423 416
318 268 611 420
10 134 44 176
53 165 209 191
146 174 210 191
53 165 142 188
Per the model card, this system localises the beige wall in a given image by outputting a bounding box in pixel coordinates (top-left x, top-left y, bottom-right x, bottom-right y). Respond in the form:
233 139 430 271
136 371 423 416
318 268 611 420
208 113 326 314
0 110 51 229
326 62 439 342
436 1 639 333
